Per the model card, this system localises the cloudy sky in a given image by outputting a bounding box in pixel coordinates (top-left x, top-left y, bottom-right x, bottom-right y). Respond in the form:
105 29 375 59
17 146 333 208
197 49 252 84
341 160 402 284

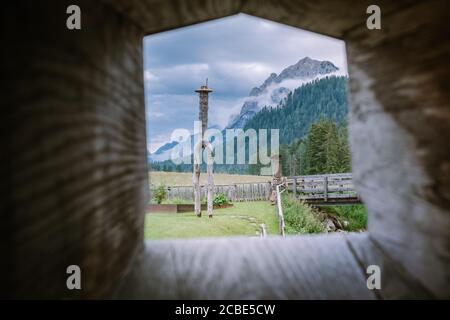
144 13 347 153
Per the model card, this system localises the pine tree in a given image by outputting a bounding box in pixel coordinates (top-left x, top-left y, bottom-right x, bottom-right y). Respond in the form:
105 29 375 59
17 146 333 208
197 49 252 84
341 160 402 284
338 124 351 172
294 118 352 175
324 121 340 173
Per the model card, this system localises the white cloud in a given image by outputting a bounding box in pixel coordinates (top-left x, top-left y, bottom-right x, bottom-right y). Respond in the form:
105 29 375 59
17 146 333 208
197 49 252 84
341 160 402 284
209 96 248 129
152 111 165 118
145 63 209 83
213 61 273 84
144 70 158 82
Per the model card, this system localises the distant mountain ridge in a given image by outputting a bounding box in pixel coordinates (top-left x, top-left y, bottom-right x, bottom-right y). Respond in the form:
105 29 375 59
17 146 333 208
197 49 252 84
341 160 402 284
154 141 178 155
227 57 339 129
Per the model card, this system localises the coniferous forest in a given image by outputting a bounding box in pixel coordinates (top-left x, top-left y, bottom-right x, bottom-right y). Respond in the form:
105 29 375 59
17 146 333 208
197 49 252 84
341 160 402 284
245 76 351 176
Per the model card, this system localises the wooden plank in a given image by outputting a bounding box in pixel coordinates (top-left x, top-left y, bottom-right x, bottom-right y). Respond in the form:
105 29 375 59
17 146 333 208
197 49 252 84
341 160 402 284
116 234 375 299
297 187 355 193
299 193 358 200
346 234 435 299
288 172 353 179
295 181 353 188
307 199 362 206
288 178 345 184
283 173 359 203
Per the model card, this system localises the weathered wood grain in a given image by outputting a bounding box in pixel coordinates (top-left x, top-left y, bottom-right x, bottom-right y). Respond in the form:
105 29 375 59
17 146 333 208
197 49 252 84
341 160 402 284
2 0 449 299
285 173 359 204
1 0 148 298
346 0 450 298
346 233 435 299
116 234 376 299
103 0 242 36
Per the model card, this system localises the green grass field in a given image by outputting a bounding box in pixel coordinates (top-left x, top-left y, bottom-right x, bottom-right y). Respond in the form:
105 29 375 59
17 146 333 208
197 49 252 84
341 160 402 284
145 201 279 239
149 171 270 186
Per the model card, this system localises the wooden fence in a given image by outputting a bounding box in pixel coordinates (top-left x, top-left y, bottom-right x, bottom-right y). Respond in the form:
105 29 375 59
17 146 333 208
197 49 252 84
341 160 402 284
153 182 272 202
285 173 361 205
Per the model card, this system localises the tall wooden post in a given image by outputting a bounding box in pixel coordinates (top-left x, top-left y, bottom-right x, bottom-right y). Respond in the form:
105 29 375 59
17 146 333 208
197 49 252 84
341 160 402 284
206 144 214 217
270 153 282 204
193 162 201 216
194 81 214 218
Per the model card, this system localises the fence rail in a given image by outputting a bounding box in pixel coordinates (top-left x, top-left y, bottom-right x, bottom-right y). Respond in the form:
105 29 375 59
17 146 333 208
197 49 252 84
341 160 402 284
285 172 361 205
152 182 272 202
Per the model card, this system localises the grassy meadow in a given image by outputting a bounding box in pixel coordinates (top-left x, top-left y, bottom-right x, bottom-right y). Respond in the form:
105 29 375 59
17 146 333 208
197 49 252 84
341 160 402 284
149 171 270 186
145 201 278 239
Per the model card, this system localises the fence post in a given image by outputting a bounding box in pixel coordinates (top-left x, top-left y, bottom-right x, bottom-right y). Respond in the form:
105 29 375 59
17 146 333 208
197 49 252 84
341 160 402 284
276 184 286 237
260 224 267 237
293 177 297 199
324 176 328 202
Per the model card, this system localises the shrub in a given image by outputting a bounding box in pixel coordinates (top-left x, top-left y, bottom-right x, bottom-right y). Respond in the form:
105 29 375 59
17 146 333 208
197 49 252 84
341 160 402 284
321 205 367 231
213 193 230 206
152 184 167 204
282 194 325 234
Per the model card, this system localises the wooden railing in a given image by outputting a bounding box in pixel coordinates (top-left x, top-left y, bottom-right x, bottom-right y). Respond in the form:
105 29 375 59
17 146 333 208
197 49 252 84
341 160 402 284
285 173 361 205
276 183 286 237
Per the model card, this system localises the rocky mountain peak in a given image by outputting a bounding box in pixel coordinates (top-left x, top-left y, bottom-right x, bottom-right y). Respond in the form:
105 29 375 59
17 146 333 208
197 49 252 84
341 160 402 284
278 57 338 80
228 57 339 129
